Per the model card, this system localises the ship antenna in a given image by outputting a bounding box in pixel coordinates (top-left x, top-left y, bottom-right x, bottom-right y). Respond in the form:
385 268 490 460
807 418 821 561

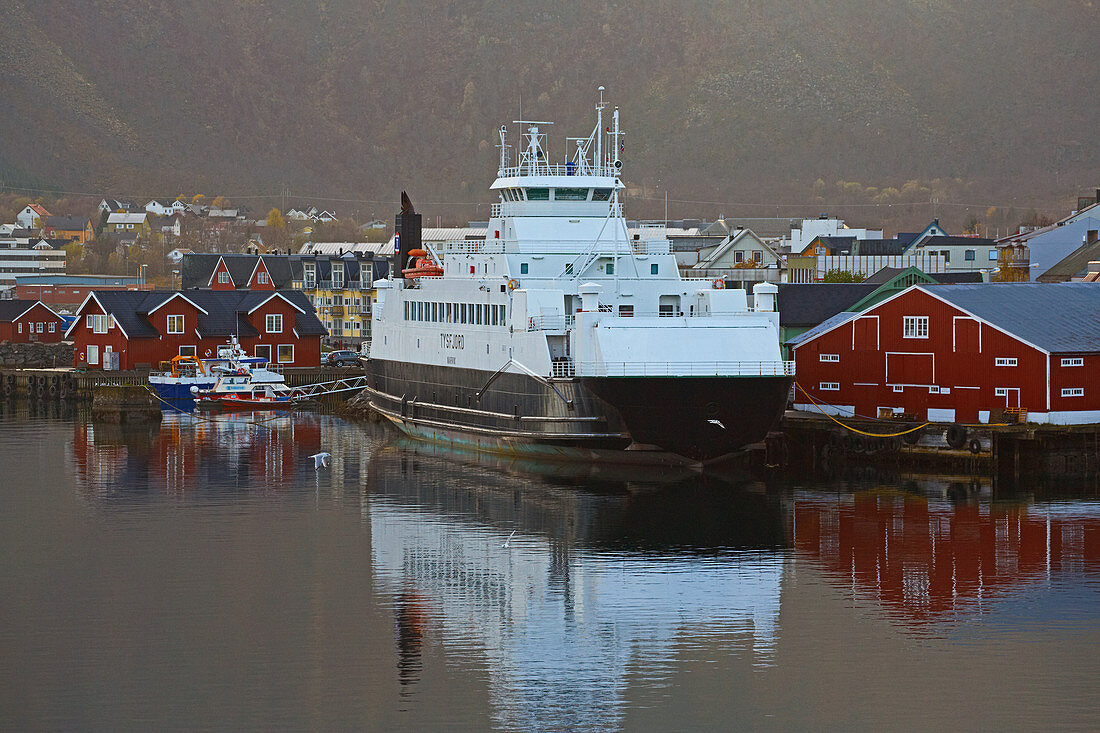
595 85 605 173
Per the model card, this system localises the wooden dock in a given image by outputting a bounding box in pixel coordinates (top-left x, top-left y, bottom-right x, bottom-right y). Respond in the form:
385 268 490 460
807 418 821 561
774 409 1100 482
0 366 367 401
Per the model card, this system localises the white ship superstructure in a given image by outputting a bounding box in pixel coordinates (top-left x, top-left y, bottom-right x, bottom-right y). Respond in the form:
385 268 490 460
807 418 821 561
367 89 794 460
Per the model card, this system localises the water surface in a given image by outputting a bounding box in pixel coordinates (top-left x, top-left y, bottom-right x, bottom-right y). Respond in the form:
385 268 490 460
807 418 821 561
0 403 1096 730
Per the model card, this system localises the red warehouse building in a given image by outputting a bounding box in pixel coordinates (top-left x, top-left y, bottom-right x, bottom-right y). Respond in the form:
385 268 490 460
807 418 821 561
790 283 1100 425
65 290 327 369
0 300 67 342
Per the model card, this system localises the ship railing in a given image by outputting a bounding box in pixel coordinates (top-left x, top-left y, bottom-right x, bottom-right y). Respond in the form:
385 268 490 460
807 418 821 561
573 360 796 377
496 163 619 178
526 314 576 331
550 360 576 378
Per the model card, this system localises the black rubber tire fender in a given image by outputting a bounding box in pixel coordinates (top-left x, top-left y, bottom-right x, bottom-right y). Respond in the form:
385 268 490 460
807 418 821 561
946 423 968 450
968 438 982 454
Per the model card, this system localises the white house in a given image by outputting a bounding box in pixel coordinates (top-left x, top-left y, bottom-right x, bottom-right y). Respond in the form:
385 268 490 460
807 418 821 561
16 204 50 229
782 215 882 253
692 228 781 270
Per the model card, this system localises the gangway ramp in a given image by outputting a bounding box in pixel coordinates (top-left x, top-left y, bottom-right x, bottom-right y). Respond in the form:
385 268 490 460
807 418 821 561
292 374 369 401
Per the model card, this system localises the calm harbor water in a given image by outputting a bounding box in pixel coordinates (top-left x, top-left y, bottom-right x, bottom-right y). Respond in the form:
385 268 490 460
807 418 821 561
1 402 1097 731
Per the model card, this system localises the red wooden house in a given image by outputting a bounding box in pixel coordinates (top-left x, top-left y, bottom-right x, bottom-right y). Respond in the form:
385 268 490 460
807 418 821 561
65 290 326 369
0 300 67 343
790 283 1100 425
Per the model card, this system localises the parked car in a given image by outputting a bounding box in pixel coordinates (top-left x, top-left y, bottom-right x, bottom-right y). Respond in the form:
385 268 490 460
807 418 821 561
323 349 360 368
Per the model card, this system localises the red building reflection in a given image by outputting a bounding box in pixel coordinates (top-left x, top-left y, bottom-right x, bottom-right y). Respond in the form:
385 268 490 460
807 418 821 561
71 413 323 498
793 490 1100 623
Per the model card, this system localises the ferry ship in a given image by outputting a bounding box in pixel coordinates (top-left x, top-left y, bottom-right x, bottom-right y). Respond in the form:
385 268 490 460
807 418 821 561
366 89 793 461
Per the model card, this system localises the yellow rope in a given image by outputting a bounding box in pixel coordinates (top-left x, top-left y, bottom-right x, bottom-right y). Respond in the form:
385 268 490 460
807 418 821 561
794 382 930 437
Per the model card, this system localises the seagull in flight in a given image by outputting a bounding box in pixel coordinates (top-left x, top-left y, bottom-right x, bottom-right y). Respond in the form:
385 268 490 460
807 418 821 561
310 452 331 469
501 529 516 548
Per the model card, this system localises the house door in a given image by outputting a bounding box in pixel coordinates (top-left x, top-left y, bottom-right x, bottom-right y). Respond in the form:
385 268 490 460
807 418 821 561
104 345 115 371
1000 387 1021 408
87 344 99 365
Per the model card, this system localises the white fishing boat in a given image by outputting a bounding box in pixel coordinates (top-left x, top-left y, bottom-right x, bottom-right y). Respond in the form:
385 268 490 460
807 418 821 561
365 88 794 461
190 351 303 410
148 338 268 400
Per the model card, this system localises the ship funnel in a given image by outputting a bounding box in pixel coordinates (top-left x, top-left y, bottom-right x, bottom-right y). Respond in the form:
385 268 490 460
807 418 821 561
753 282 777 312
395 191 421 272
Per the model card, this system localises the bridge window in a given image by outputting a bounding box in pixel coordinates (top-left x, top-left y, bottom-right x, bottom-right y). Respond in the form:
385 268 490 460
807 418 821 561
525 188 549 201
554 187 589 201
592 189 612 201
520 263 529 274
650 263 658 275
605 262 614 275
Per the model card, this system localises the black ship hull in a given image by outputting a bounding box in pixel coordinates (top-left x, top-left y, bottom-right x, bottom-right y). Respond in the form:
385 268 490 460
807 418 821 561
366 359 791 462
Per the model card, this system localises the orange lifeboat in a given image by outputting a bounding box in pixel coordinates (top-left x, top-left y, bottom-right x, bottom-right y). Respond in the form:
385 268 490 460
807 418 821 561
402 248 443 278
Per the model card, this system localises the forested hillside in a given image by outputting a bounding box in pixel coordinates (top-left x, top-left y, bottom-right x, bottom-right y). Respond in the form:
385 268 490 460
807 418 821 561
0 0 1096 228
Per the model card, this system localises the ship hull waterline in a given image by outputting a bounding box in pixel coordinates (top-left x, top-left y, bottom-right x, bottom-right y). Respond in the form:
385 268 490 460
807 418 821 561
365 359 791 464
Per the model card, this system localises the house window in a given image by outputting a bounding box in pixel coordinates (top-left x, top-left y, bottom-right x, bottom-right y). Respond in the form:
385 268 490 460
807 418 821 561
928 385 940 394
48 322 55 333
651 263 659 275
989 250 998 261
255 344 271 361
965 250 976 261
17 323 21 334
257 271 270 285
1061 388 1084 397
179 345 197 356
753 250 763 263
266 314 283 333
520 263 529 274
167 314 184 334
278 344 294 363
819 354 839 362
995 357 1017 366
88 314 109 334
892 385 903 393
903 316 928 338
734 251 744 263
995 388 1008 397
819 382 840 391
1061 357 1084 367
218 271 231 284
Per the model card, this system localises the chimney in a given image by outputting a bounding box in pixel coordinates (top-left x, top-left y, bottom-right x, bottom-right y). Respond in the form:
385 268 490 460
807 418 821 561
395 191 421 272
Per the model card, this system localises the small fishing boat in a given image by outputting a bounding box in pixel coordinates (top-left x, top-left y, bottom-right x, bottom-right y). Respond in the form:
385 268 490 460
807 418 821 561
149 338 268 400
191 359 305 410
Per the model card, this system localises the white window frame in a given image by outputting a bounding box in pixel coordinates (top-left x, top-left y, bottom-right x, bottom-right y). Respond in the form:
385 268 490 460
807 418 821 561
48 322 55 333
1061 388 1084 397
218 271 231 284
257 271 270 285
819 353 839 362
995 357 1017 367
819 382 840 391
903 315 928 339
1061 358 1083 367
178 345 197 356
988 250 998 261
277 344 294 364
266 313 283 334
995 387 1008 397
166 314 184 334
892 385 903 393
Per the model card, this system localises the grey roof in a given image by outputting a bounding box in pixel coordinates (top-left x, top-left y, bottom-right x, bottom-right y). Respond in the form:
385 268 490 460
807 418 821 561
931 271 985 284
852 238 908 256
0 300 60 322
924 283 1100 353
777 283 877 327
1037 239 1100 283
918 235 996 248
82 290 325 339
787 310 858 347
43 216 89 230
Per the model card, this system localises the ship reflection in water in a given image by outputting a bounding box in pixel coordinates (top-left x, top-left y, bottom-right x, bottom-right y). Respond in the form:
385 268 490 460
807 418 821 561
367 440 788 729
55 414 1100 730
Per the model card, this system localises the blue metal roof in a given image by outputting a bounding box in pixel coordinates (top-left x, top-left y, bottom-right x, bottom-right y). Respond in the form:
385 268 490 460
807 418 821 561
922 283 1100 353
